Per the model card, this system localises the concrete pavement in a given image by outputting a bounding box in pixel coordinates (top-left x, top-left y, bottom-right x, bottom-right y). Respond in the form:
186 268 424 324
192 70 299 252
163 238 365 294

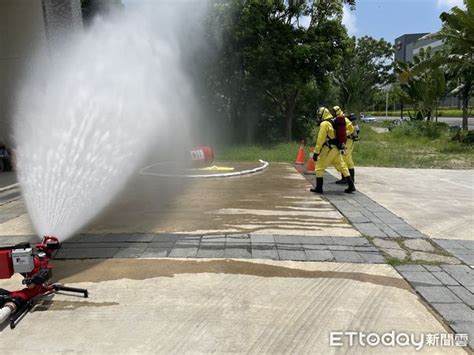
0 259 465 354
0 163 359 237
0 163 472 352
326 167 474 266
2 165 470 241
332 167 473 240
0 172 16 190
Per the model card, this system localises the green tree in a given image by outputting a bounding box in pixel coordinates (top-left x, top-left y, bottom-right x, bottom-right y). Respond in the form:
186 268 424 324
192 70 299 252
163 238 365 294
204 0 355 142
336 36 393 118
396 48 446 121
434 0 474 130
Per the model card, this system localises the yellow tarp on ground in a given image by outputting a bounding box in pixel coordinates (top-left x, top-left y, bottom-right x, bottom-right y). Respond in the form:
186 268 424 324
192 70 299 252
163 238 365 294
199 165 235 171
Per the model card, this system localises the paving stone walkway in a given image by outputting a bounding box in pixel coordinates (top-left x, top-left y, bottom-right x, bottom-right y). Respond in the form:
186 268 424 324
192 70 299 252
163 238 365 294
31 233 384 263
396 264 474 348
299 168 474 349
1 231 472 349
308 172 426 239
434 239 474 266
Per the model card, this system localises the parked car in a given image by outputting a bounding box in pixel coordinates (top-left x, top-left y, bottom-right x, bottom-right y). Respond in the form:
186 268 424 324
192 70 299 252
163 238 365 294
360 114 376 123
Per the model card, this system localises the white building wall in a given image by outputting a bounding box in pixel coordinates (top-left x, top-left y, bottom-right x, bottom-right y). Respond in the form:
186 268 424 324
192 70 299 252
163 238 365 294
413 39 444 56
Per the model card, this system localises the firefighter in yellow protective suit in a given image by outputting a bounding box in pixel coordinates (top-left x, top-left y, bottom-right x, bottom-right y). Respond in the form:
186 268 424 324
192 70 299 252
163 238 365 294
310 107 356 194
332 106 359 185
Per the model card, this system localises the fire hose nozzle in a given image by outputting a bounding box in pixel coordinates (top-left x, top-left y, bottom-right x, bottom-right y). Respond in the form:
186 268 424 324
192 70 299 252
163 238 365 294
0 303 16 324
41 236 61 249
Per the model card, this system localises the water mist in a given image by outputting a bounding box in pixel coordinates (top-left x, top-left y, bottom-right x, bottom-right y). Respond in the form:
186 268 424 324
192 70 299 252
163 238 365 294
13 3 204 241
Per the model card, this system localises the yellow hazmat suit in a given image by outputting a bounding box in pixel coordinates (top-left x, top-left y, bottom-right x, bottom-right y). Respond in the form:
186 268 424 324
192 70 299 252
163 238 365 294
344 139 355 169
310 107 355 194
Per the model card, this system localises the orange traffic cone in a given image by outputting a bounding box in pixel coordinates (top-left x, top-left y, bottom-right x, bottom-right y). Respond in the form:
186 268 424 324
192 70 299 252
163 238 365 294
304 147 316 175
295 140 305 165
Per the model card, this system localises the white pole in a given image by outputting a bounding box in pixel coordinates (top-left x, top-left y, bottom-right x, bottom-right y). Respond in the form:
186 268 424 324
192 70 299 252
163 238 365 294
385 91 389 119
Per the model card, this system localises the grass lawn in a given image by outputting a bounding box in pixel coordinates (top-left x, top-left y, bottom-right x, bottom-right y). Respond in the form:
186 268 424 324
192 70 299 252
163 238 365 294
217 122 474 169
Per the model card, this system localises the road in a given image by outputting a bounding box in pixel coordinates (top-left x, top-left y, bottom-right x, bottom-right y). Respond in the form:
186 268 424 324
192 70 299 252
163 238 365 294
374 116 474 130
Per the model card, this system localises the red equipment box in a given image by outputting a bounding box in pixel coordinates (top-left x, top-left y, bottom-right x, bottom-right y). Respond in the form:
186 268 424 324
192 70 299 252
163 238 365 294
0 250 14 279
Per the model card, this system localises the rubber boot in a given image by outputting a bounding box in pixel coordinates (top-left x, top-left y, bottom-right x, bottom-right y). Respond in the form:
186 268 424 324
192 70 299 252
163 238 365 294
335 173 348 185
310 177 324 193
344 176 356 193
349 168 355 183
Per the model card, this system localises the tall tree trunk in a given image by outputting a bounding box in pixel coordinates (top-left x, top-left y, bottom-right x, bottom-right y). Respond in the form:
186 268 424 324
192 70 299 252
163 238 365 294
284 91 298 141
462 95 468 131
461 83 470 131
230 94 242 142
354 107 361 120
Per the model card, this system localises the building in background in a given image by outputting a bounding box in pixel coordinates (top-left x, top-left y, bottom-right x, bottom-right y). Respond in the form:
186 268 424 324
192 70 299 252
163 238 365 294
394 32 461 108
395 33 444 63
394 33 428 63
412 36 444 58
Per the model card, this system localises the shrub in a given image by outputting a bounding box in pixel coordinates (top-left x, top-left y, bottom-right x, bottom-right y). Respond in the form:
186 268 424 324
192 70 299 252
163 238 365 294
452 129 474 145
423 122 450 139
391 121 450 139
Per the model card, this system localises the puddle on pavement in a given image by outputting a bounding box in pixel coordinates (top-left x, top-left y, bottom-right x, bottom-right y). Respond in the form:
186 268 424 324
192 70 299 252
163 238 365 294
52 259 413 293
0 164 358 238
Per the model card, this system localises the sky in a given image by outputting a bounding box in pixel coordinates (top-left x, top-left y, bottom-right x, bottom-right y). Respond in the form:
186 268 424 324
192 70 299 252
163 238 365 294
342 0 465 42
122 0 465 45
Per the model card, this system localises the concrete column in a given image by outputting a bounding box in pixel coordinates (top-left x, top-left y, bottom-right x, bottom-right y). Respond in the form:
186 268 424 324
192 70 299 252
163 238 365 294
0 0 48 145
0 0 82 146
42 0 83 51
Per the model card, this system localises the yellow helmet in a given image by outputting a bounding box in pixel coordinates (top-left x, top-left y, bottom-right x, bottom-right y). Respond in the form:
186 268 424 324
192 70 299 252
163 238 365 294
333 105 344 117
317 107 333 122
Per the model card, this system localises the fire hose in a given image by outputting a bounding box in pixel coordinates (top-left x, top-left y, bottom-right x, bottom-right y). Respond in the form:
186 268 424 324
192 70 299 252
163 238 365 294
0 305 13 324
141 159 269 179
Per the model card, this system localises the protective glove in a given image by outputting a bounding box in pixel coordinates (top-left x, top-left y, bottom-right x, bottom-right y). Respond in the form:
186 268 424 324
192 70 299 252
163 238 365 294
313 153 319 161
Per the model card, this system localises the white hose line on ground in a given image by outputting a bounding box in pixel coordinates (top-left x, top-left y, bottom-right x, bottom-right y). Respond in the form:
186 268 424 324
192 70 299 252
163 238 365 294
0 307 12 324
0 183 19 193
140 160 269 179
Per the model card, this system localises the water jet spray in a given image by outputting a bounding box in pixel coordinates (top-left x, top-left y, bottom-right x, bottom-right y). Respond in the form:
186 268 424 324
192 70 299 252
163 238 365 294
14 3 203 241
0 236 88 329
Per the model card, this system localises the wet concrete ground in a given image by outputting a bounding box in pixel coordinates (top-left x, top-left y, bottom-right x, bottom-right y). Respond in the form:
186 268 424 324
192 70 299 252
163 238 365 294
0 163 472 352
0 259 464 354
0 172 16 190
0 163 359 237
